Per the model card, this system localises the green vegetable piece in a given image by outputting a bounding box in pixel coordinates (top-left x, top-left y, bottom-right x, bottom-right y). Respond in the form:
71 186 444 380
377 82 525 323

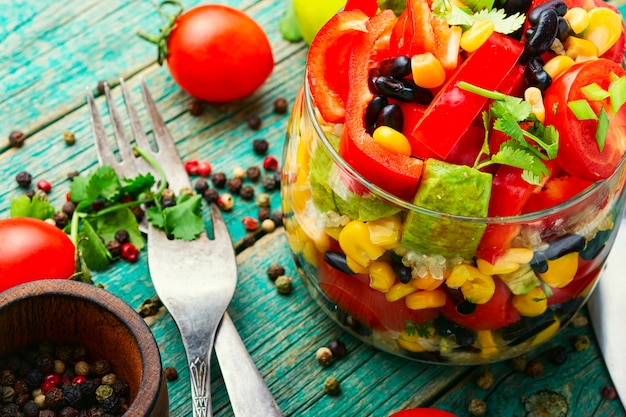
596 107 609 152
567 99 598 120
498 265 540 295
278 2 303 42
94 208 145 250
581 82 610 101
609 75 626 116
162 194 205 240
400 159 492 258
79 220 112 271
10 194 55 220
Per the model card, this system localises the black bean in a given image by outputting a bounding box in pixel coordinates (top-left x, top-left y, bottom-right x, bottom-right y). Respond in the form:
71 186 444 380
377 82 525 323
372 76 421 102
324 252 356 275
379 55 412 79
528 0 567 25
557 16 571 41
525 9 559 57
368 68 381 92
503 0 532 16
433 316 476 347
364 95 388 131
376 104 404 132
543 233 586 260
581 229 611 260
524 57 552 90
456 300 477 315
391 262 412 284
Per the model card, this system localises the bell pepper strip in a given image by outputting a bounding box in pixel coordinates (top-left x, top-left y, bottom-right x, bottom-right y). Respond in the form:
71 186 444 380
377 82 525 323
522 174 593 213
339 10 424 202
344 0 379 17
306 10 369 123
409 33 525 161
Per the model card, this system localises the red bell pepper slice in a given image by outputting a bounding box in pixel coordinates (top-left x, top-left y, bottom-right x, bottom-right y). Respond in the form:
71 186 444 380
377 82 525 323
344 0 379 16
339 10 424 202
409 33 524 161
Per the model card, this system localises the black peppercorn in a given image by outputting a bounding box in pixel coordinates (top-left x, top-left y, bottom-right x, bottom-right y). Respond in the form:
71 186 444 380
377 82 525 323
15 171 32 188
252 139 269 155
271 211 283 227
53 211 69 229
187 99 204 116
549 346 568 365
59 406 79 417
246 165 261 182
62 201 76 217
25 369 43 389
96 81 106 96
45 386 65 408
194 178 209 194
247 115 262 130
203 188 219 204
161 197 176 208
8 131 25 148
261 175 277 191
274 97 288 114
328 339 347 359
102 395 122 414
55 345 73 362
242 234 256 248
22 401 39 417
258 207 271 222
267 264 285 281
0 403 20 417
114 229 130 245
92 359 111 376
63 385 83 407
601 385 617 400
240 185 255 201
0 369 16 385
129 205 145 222
211 172 227 188
526 359 544 377
226 178 243 194
164 366 178 381
110 380 129 398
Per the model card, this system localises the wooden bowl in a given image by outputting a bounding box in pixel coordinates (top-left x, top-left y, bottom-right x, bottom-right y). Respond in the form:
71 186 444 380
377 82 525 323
0 279 169 416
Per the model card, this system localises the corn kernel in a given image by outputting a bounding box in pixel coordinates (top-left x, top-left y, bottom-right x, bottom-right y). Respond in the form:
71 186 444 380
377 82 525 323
372 126 412 156
447 264 496 304
539 252 579 288
564 36 599 60
339 220 386 268
564 7 590 34
583 7 623 56
411 52 447 89
460 20 495 53
346 255 369 274
397 329 431 352
405 289 447 310
543 55 576 80
524 87 546 124
477 330 499 358
477 248 534 275
386 282 418 302
512 286 548 317
369 261 396 292
367 216 402 248
413 274 445 291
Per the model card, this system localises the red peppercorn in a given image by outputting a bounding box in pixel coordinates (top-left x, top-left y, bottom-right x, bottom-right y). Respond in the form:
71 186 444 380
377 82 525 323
72 375 87 385
121 242 139 263
65 192 72 202
184 160 199 176
44 373 61 385
601 385 617 400
40 380 56 393
241 216 259 231
197 161 212 177
37 180 52 193
263 156 279 171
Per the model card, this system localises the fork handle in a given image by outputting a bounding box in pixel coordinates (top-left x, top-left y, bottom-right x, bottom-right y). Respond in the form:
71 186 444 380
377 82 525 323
214 313 283 417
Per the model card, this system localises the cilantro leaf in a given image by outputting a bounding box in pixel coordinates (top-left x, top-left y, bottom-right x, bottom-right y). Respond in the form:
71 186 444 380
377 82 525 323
78 220 112 271
464 0 495 12
146 205 166 229
94 208 145 251
10 193 55 220
162 194 205 240
490 141 550 184
90 165 122 202
432 0 524 34
491 96 532 121
473 9 525 34
120 173 156 199
494 113 526 141
69 175 90 203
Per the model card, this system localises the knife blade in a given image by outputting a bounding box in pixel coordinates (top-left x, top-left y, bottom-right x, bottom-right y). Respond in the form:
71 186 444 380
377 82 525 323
588 214 626 407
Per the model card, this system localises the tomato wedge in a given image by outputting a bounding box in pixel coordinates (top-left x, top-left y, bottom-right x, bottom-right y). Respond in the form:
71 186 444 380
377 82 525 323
543 58 626 180
306 10 369 123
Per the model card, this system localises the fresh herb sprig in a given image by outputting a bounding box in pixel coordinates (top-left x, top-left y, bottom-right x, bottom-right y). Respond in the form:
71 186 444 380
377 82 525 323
432 0 525 35
459 81 560 185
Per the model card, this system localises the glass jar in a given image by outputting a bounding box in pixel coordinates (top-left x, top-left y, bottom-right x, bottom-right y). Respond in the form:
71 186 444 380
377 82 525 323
281 81 626 364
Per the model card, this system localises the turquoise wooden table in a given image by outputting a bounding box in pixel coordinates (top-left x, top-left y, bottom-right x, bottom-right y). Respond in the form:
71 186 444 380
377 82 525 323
1 1 625 416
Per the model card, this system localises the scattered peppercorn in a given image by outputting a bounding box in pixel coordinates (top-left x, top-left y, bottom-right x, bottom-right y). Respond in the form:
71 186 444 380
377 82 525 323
114 229 130 245
36 180 52 193
523 390 568 417
252 138 269 155
241 234 256 248
161 197 176 208
67 170 80 181
315 347 333 366
63 130 76 146
510 355 528 372
570 314 588 328
271 211 283 227
130 205 145 222
323 377 341 396
203 188 219 204
476 371 494 390
273 97 288 114
526 360 544 378
187 99 204 116
120 242 139 263
53 212 69 229
232 166 246 179
258 207 271 222
256 192 271 208
9 130 26 148
247 115 262 130
241 216 259 232
194 178 209 194
267 264 285 281
262 175 278 191
246 166 261 182
96 80 107 96
574 335 590 351
263 156 279 171
15 171 32 188
211 172 227 188
549 346 568 365
226 178 243 194
601 385 617 400
275 275 293 295
261 219 275 233
62 201 76 217
197 161 212 177
240 185 255 201
185 160 199 176
328 339 347 359
217 193 234 211
138 296 163 318
163 366 178 382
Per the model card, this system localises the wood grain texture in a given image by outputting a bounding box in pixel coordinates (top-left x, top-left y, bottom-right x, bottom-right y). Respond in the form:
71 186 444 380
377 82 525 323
1 0 625 416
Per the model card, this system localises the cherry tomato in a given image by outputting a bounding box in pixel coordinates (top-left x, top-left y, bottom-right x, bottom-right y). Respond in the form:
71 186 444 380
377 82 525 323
389 408 458 417
0 217 75 292
165 5 274 103
543 59 626 181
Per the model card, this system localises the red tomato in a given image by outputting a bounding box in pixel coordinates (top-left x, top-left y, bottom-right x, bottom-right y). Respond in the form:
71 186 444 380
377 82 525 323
165 5 274 103
0 218 75 292
522 174 593 213
389 408 458 417
543 59 626 180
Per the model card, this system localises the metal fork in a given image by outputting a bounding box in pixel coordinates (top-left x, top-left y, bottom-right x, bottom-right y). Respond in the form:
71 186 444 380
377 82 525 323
87 79 282 417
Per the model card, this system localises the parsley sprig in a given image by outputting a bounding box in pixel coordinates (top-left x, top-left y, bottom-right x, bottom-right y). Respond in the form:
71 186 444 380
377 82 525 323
459 81 560 185
432 0 525 35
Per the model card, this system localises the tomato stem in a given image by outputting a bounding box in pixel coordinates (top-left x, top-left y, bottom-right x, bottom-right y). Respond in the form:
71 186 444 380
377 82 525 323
136 0 183 65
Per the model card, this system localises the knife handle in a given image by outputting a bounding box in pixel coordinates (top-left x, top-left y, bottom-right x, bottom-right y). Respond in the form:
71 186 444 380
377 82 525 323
214 312 283 417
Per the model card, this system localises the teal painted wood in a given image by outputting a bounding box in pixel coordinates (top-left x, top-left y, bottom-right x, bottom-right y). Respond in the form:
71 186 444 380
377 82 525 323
1 0 626 416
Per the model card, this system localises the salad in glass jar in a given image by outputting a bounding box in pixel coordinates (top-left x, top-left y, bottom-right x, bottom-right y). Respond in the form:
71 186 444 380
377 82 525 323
281 0 626 364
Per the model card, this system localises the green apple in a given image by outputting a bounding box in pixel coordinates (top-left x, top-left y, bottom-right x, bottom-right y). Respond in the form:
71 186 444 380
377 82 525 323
292 0 347 45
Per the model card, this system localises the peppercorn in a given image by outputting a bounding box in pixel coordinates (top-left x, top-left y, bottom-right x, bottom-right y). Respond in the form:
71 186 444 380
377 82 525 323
240 185 255 201
22 401 39 417
1 386 16 403
226 178 243 194
252 138 269 155
203 188 219 204
92 359 110 376
570 314 588 328
232 166 246 179
63 130 76 146
271 211 284 227
256 192 271 208
549 346 568 365
44 386 65 408
241 234 256 248
58 406 79 417
194 178 209 194
275 275 293 295
211 172 227 188
106 239 122 256
217 193 234 211
328 339 347 359
102 394 122 414
574 335 590 351
197 161 212 177
129 205 145 222
241 216 259 232
267 264 285 281
55 345 73 362
110 380 129 398
180 186 194 197
161 188 175 200
526 360 544 377
13 379 28 396
524 390 568 416
261 219 275 233
185 160 199 176
15 394 29 408
120 243 139 263
247 115 262 130
0 370 16 386
187 99 204 116
263 156 279 171
15 171 32 188
510 355 527 372
164 366 178 382
74 361 90 376
246 166 261 182
62 201 76 217
323 377 340 396
315 347 333 366
53 211 69 229
0 404 19 417
8 131 25 148
468 399 487 416
37 180 52 193
476 371 494 390
262 175 277 191
96 81 106 96
601 385 617 400
139 296 163 318
67 170 80 181
274 97 288 114
258 207 271 222
95 384 113 402
36 354 55 373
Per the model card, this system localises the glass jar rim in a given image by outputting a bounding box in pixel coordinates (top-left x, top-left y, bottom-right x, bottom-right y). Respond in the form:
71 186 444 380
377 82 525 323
303 75 626 224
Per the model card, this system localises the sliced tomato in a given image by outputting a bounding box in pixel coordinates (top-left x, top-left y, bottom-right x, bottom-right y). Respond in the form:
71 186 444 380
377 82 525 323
522 174 594 213
543 58 626 181
306 10 369 123
441 278 520 331
318 255 439 331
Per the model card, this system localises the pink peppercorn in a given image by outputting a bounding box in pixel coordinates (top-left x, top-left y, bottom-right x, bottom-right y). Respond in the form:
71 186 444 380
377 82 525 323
121 243 139 262
184 160 199 176
72 375 87 385
263 156 279 171
241 216 259 231
197 161 212 177
37 179 52 193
